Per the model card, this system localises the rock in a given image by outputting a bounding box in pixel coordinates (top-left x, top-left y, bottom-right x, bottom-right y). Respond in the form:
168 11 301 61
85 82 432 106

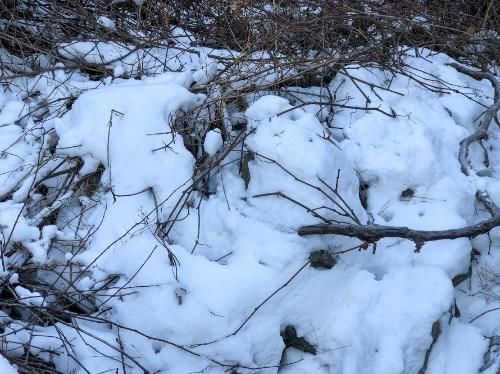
281 325 317 355
309 250 336 269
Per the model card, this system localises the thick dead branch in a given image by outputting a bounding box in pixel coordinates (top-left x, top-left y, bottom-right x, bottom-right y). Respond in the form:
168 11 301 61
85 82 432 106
298 216 500 251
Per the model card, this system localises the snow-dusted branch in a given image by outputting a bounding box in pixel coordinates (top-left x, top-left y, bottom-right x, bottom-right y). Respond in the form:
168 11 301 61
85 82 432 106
448 63 500 176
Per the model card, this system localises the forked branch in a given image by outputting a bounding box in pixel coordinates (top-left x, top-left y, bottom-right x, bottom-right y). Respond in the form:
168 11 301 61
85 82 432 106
447 63 500 176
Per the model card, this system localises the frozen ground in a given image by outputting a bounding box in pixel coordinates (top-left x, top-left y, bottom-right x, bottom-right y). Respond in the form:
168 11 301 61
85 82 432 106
0 42 499 373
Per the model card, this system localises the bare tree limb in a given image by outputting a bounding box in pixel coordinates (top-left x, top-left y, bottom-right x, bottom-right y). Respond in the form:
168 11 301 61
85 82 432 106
298 216 500 251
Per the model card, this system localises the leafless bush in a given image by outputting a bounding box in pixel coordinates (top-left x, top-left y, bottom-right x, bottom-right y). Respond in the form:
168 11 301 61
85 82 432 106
169 0 498 65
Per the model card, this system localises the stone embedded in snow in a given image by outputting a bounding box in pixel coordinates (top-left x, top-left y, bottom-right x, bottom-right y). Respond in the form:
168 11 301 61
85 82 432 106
204 129 223 156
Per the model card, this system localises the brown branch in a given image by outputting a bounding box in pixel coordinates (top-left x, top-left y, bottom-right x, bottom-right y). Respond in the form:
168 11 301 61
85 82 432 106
298 216 500 251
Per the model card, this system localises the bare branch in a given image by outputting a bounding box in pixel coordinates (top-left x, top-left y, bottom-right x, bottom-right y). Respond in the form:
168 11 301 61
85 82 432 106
447 63 500 176
298 216 500 251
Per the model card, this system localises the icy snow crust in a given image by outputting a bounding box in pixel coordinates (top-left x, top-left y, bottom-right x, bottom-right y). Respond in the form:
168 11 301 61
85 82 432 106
0 49 498 373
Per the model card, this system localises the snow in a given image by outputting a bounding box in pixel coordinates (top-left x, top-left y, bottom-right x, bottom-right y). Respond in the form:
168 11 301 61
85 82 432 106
97 16 116 30
0 40 499 373
204 129 223 156
278 266 453 374
334 56 483 279
0 202 40 243
427 320 488 374
0 355 17 374
57 41 205 77
14 285 45 306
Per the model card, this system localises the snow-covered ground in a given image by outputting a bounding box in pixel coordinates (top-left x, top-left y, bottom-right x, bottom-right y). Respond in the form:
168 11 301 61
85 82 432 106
0 41 499 373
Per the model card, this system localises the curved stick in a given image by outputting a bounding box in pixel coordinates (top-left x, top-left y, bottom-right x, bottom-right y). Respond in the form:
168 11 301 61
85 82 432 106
448 63 500 176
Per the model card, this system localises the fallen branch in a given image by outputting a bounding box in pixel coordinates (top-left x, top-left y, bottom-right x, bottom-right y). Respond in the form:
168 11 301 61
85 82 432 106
298 216 500 251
